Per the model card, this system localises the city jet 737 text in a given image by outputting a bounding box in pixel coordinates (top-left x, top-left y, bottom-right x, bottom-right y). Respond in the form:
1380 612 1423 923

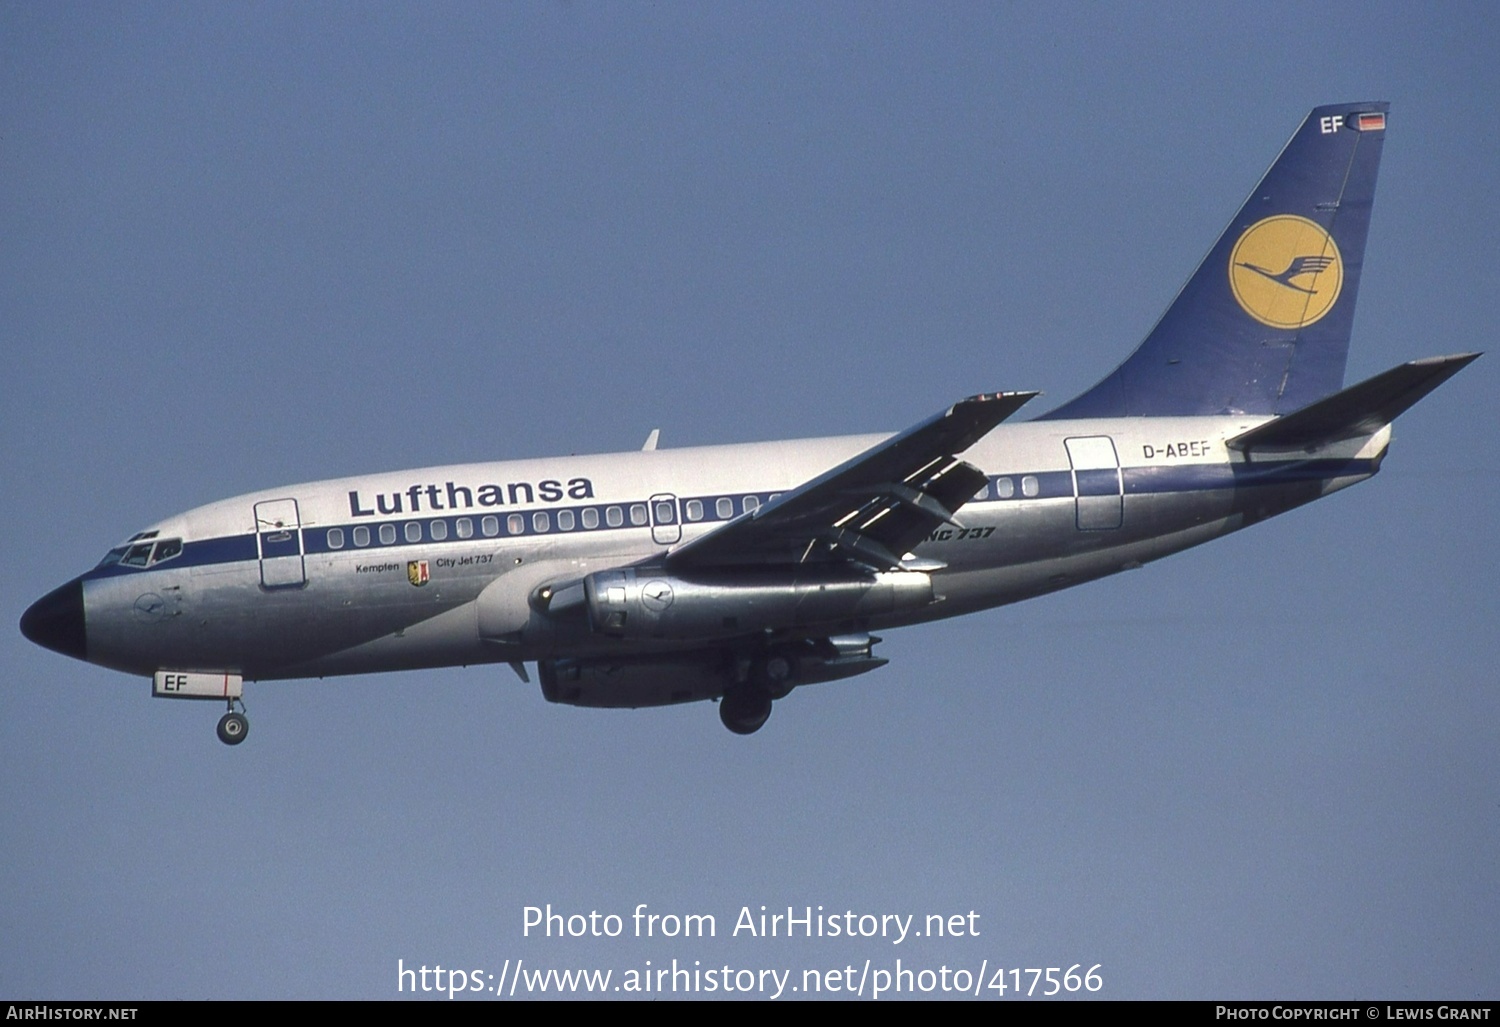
21 103 1478 742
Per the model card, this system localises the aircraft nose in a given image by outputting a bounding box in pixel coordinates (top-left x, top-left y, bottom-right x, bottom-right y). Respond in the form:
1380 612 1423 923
20 578 87 661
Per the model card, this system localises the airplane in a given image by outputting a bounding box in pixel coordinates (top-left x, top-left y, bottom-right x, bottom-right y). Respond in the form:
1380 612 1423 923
20 102 1479 744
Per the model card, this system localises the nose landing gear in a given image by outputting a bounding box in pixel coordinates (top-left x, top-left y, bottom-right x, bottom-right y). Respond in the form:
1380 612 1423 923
216 698 249 746
151 672 249 746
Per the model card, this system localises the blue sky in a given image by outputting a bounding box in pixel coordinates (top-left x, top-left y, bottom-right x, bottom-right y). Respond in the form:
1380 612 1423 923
3 2 1497 1000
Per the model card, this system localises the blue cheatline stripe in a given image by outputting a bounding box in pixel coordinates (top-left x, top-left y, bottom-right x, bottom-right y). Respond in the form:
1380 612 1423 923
84 458 1379 581
85 490 773 580
976 458 1379 502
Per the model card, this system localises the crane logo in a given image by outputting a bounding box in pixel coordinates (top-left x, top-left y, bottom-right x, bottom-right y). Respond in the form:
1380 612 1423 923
1229 215 1343 329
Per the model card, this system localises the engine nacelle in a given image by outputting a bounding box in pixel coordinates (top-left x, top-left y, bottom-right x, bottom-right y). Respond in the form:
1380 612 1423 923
537 634 889 709
582 566 933 642
538 651 731 708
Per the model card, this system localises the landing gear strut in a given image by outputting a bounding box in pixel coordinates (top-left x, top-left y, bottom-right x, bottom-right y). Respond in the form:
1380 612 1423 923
216 698 249 745
718 650 798 734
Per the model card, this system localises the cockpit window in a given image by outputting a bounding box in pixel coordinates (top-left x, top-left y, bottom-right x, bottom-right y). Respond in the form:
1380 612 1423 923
122 543 154 567
150 538 182 565
97 546 129 568
127 530 159 543
106 537 183 568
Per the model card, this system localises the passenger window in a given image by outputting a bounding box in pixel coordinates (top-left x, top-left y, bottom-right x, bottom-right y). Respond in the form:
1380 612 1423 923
353 526 370 547
507 514 525 535
581 508 599 529
1021 475 1039 498
743 495 760 513
685 499 703 522
533 511 550 533
123 543 153 567
151 538 183 563
654 500 675 523
629 504 647 526
481 515 499 537
379 524 397 545
606 506 624 528
455 518 473 539
716 497 733 519
556 510 575 531
996 477 1014 499
430 520 448 541
404 522 422 543
326 529 344 550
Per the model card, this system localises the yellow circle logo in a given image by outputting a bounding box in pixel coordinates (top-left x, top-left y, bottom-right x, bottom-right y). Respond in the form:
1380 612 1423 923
1228 215 1343 329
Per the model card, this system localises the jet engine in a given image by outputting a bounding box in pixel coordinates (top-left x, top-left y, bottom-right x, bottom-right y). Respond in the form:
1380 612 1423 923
537 633 888 710
581 566 933 642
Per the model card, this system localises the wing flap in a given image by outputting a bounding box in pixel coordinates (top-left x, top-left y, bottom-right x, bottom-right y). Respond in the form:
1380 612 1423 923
666 391 1036 570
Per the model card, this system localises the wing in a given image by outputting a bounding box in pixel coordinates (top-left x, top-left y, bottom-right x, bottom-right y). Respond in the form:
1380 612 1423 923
664 391 1037 571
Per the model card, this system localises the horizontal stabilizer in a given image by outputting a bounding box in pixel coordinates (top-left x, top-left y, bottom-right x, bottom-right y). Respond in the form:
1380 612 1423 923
1228 353 1479 452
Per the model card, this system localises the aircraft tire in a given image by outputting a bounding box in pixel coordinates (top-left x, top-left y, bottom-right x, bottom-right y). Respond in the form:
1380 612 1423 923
719 688 772 735
217 711 249 746
756 654 797 700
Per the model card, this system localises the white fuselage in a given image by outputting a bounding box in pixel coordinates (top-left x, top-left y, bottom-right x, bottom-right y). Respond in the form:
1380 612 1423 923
74 414 1388 683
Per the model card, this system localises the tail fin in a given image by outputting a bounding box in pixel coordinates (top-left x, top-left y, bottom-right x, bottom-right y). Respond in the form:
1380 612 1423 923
1041 102 1390 420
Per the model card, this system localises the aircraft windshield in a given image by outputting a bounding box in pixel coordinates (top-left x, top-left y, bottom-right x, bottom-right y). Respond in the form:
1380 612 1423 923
100 538 183 569
96 546 129 568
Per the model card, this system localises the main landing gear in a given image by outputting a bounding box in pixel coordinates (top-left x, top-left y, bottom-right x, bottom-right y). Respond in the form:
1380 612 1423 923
717 653 796 735
719 688 772 735
216 698 249 746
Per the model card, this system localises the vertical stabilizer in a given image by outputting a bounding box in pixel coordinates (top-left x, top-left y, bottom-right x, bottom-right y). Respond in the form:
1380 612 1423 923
1042 103 1389 420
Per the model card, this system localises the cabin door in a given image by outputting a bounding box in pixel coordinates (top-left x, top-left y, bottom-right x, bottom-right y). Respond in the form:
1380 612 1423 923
254 498 307 588
1065 437 1124 530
